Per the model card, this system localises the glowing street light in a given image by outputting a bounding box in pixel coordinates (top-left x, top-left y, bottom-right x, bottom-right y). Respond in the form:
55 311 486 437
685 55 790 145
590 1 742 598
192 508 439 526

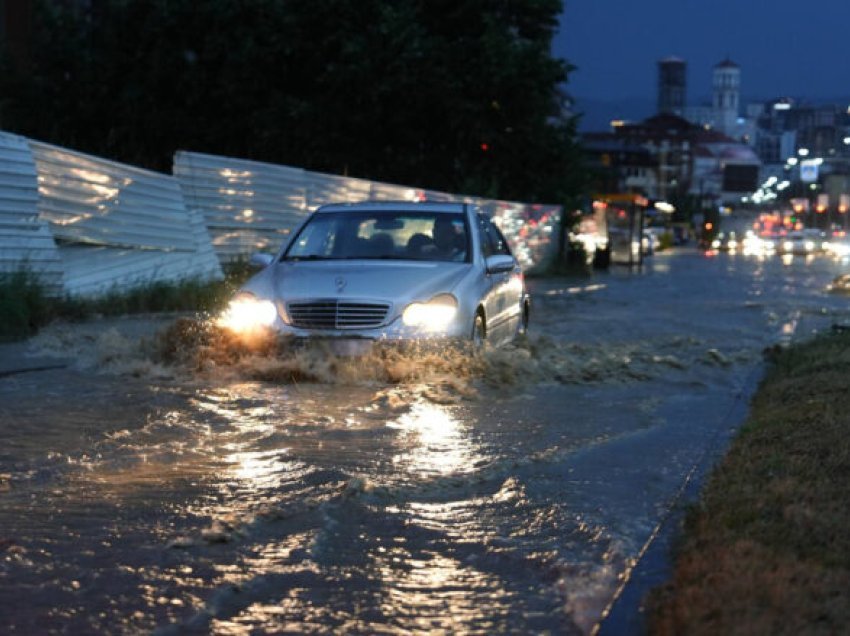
791 198 809 214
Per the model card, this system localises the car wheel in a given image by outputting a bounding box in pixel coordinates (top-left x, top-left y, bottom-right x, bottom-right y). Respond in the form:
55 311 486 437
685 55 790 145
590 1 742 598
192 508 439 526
472 312 486 348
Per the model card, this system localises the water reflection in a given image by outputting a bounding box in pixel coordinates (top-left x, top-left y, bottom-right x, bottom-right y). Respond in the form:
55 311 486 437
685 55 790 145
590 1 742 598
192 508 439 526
382 552 508 632
543 283 607 296
227 449 295 489
9 251 850 634
388 402 478 477
779 253 817 266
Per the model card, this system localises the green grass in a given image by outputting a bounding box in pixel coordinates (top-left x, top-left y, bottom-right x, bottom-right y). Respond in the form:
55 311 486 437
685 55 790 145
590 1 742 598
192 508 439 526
0 262 253 343
0 269 54 341
649 331 850 635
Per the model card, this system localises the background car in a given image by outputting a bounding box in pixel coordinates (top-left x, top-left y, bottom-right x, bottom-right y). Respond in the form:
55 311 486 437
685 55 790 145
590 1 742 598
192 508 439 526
779 231 818 255
824 230 850 258
710 231 739 251
220 201 530 351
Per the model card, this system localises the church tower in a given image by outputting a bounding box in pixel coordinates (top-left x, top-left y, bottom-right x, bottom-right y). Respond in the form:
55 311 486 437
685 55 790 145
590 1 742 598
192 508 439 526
712 58 740 135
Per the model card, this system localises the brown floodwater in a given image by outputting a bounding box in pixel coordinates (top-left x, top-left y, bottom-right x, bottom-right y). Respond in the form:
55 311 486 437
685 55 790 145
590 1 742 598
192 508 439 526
2 248 849 634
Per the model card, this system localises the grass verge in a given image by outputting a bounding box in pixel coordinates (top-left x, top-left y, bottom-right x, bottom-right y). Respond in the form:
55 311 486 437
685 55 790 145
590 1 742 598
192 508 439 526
0 263 253 343
648 330 850 634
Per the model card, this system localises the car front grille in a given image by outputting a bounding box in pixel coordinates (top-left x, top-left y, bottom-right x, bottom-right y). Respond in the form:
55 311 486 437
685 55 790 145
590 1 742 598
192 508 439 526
287 300 391 330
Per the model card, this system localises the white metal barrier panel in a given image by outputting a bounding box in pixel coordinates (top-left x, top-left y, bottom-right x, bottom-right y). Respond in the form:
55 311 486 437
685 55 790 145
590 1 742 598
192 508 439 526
29 140 223 297
174 151 561 273
174 151 309 260
31 141 199 252
0 132 223 297
482 200 562 273
2 131 559 297
0 132 64 295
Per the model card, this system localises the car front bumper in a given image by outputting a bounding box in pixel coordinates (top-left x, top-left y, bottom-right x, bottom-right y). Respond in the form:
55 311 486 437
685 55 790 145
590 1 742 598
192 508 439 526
268 314 472 345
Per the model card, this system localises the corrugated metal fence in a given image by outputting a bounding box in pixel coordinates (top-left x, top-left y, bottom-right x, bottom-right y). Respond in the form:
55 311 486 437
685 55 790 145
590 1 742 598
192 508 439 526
0 132 560 297
174 151 561 272
0 133 223 296
30 140 223 296
0 132 64 295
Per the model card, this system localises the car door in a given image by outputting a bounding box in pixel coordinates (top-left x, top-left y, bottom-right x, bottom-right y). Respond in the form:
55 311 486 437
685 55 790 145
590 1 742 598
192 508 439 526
478 215 521 344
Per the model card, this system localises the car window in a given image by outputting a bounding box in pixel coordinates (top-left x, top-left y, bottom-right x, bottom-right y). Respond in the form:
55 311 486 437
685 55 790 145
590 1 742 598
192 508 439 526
284 210 470 262
288 214 338 257
478 216 494 258
427 215 468 262
479 215 512 257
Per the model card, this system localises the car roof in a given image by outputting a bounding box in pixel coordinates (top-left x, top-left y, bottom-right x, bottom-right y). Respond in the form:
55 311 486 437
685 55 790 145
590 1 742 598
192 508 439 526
314 200 467 214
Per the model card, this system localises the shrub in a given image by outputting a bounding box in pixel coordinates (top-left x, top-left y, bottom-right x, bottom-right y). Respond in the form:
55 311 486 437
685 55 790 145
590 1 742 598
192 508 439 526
0 262 254 342
0 270 53 341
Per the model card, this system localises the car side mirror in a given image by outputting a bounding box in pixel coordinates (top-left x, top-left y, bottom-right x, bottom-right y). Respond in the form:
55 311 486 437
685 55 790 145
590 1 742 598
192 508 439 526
485 254 516 274
249 252 274 269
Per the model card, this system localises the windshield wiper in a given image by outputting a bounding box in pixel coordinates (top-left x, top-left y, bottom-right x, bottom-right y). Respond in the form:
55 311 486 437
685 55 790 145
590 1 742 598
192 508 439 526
283 255 331 262
286 255 415 261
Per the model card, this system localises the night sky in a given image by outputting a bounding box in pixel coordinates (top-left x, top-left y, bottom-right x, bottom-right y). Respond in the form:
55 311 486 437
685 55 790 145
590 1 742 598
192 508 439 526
554 0 850 127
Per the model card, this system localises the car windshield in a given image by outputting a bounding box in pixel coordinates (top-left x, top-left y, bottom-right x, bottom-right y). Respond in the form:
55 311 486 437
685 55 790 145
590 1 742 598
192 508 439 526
283 210 470 262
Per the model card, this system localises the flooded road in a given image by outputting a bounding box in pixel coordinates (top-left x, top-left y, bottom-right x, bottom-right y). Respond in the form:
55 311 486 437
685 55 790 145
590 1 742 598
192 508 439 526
2 248 849 634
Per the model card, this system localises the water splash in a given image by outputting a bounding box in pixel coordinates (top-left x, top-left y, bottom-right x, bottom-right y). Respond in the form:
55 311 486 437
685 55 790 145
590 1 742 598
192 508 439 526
26 316 746 405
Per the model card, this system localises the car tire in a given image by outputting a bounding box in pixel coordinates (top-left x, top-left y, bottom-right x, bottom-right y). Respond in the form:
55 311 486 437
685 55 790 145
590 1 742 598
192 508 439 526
472 312 486 348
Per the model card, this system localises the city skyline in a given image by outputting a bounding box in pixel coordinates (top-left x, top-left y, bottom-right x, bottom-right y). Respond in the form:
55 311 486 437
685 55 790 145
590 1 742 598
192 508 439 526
554 0 850 127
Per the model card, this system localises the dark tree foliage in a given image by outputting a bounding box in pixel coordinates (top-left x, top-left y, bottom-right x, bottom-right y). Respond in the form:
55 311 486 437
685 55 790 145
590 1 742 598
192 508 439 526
0 0 584 203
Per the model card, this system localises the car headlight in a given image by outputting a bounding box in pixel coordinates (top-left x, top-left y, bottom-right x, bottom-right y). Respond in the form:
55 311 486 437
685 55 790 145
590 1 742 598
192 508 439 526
218 292 278 332
402 294 458 330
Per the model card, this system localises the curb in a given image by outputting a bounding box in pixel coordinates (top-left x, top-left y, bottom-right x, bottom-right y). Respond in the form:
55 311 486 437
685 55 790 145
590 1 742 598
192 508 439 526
595 364 763 635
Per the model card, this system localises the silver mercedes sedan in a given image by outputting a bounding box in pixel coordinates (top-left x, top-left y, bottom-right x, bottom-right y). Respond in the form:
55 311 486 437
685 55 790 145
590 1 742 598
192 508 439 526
219 201 530 350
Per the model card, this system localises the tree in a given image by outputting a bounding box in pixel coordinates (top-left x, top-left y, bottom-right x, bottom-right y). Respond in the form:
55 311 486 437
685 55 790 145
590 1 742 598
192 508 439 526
0 0 584 204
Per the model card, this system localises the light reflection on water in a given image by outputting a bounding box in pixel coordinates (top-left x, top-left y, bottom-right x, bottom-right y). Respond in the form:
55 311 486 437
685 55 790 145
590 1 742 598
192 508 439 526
382 552 509 633
388 401 478 477
4 251 850 634
227 449 296 489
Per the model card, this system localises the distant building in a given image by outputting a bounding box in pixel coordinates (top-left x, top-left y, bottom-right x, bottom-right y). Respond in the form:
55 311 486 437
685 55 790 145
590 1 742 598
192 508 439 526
584 54 850 217
675 57 753 144
658 57 687 117
582 113 760 209
683 104 714 129
712 59 741 136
